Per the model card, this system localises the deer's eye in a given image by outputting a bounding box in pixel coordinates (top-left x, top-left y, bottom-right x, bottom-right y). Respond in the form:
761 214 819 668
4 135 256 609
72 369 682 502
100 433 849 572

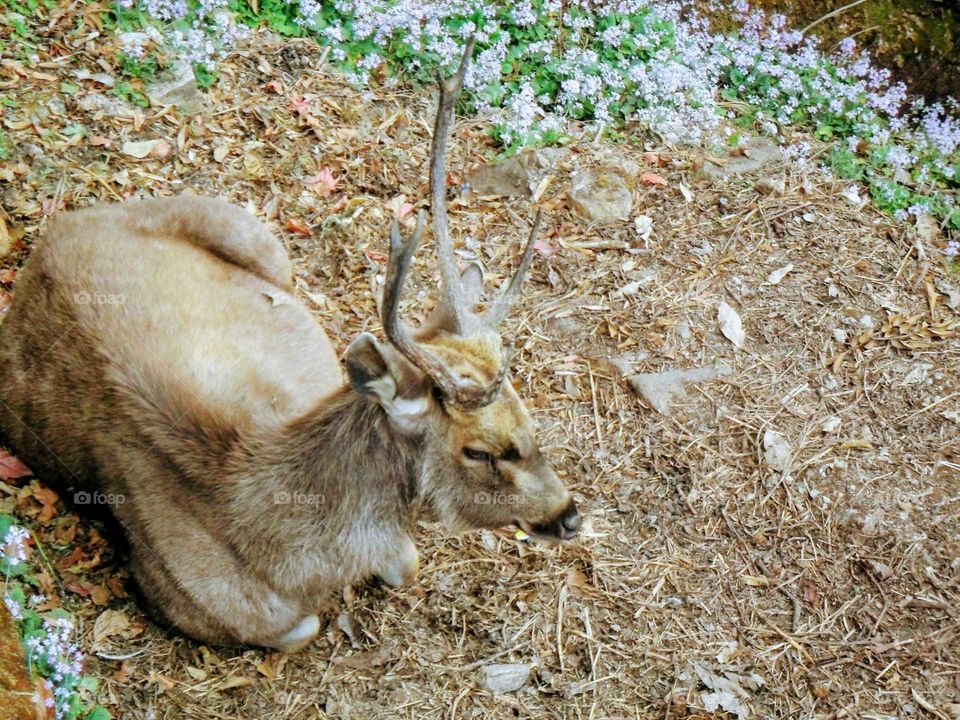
500 445 521 462
463 447 492 463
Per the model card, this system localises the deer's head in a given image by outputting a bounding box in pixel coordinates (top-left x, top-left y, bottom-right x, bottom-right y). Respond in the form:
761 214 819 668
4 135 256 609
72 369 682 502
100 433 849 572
345 39 579 543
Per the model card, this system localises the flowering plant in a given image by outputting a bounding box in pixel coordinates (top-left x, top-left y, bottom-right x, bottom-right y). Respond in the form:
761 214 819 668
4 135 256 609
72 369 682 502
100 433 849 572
1 516 109 720
96 0 960 246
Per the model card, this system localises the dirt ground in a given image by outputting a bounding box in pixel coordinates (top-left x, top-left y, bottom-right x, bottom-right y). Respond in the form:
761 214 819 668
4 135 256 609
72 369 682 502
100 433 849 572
1 14 959 720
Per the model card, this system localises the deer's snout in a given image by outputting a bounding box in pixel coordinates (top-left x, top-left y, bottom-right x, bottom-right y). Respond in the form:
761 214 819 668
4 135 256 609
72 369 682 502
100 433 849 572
526 498 580 542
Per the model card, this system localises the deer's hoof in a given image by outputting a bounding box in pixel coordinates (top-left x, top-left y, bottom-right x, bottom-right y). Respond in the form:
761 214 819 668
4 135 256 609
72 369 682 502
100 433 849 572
269 614 320 653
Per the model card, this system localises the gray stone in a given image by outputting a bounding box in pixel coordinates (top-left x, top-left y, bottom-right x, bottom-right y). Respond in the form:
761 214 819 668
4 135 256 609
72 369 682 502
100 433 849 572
628 364 731 415
75 92 136 118
468 148 560 197
479 663 532 694
742 136 782 164
568 168 633 223
754 176 785 195
703 136 783 180
146 61 202 113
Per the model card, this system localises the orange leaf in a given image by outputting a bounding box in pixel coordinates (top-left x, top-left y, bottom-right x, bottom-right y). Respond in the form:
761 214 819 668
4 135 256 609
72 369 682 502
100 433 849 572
0 450 31 480
89 135 111 148
640 172 668 187
285 217 311 236
32 484 59 522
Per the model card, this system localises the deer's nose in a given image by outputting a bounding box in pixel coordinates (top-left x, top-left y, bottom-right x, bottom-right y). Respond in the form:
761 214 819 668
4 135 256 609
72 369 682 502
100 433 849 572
560 502 581 534
530 499 580 541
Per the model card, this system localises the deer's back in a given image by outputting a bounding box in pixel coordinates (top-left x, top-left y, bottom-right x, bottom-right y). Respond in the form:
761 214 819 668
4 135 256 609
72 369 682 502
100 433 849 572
0 201 343 495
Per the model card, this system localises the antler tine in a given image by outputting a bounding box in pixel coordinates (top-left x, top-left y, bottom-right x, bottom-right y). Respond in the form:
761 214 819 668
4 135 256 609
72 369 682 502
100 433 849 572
381 211 425 334
430 35 476 333
381 211 493 408
484 208 543 327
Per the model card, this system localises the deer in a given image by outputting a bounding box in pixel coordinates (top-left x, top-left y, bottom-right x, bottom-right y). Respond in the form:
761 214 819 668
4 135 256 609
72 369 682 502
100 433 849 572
0 40 578 652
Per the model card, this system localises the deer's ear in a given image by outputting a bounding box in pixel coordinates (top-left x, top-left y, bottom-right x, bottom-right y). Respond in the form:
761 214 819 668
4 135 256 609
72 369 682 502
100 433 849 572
345 333 429 422
345 333 397 404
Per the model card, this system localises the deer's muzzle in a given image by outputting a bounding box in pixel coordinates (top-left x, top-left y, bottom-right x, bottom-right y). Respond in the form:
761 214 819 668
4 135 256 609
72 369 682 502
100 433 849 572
522 498 580 542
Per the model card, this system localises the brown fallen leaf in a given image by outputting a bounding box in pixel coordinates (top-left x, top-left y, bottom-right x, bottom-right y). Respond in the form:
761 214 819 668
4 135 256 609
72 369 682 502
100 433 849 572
0 450 32 480
92 608 142 647
640 172 668 187
90 584 112 606
89 135 111 148
285 217 311 236
218 676 255 690
31 484 59 522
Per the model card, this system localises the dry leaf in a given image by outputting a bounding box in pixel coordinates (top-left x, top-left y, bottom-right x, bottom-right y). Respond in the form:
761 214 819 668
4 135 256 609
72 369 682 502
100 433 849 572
218 676 255 690
285 217 311 236
0 450 32 479
640 172 668 186
32 484 59 522
717 301 746 348
92 608 131 645
121 139 167 159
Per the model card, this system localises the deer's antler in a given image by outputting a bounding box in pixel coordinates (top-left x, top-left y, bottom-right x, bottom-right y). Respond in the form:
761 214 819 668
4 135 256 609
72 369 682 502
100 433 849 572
381 37 540 409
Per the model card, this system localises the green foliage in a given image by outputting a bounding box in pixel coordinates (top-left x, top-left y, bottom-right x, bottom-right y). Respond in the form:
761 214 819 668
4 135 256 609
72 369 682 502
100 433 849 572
110 80 150 108
229 0 303 36
192 62 217 89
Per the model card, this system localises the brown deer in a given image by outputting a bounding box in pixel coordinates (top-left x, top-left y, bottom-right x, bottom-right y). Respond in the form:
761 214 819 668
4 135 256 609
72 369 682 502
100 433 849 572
0 41 578 652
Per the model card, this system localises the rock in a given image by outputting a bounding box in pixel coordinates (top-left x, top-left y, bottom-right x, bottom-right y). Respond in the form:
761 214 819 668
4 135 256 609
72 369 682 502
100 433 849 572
604 351 650 376
703 136 782 180
762 430 791 472
741 136 781 164
468 148 559 197
754 176 784 195
568 168 633 223
478 663 532 694
75 92 136 118
146 61 202 113
820 416 841 433
627 364 731 415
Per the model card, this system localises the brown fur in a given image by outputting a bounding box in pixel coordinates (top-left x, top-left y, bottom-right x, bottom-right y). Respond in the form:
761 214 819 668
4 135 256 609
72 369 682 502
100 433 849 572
0 194 575 650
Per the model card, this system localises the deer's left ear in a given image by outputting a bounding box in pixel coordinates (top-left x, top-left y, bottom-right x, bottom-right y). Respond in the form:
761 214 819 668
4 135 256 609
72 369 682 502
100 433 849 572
345 333 429 422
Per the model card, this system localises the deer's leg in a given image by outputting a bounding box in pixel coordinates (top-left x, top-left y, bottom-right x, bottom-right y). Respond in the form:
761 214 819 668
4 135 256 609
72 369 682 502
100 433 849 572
123 501 318 651
375 534 419 587
133 193 293 290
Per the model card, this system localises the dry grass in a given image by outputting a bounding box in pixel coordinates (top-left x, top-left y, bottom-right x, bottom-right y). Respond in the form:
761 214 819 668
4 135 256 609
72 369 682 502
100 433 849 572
1 17 959 720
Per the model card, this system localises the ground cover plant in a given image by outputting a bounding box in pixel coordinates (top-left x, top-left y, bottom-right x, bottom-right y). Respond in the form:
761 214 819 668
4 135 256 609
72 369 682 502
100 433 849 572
2 513 109 720
89 0 960 248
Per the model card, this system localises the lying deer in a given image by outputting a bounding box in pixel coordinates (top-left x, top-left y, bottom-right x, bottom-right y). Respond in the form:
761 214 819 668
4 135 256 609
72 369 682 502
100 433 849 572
0 41 578 651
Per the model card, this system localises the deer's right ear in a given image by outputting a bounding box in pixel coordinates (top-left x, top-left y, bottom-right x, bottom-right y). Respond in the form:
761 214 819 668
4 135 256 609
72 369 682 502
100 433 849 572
345 333 398 404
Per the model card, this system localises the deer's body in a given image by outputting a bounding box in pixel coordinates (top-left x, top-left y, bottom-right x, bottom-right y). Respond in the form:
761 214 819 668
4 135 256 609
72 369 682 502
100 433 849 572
0 43 578 651
0 196 424 648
